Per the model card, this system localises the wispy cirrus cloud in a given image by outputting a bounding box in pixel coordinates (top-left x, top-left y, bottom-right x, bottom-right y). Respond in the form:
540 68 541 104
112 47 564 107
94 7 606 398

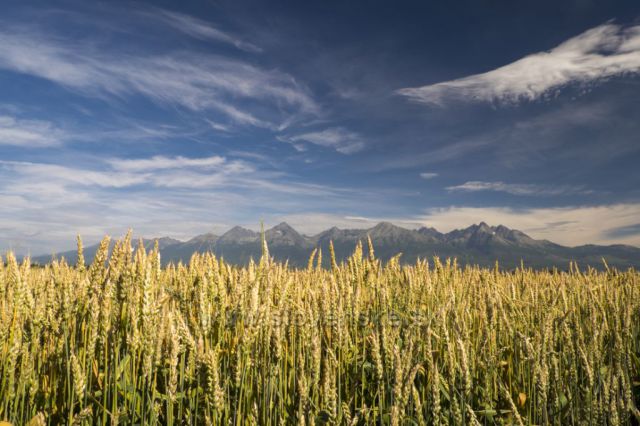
0 28 316 129
0 154 360 254
446 181 592 196
106 155 255 188
0 156 253 190
282 127 365 154
143 8 262 53
206 120 233 133
0 161 149 188
398 23 640 105
0 154 347 195
0 115 65 147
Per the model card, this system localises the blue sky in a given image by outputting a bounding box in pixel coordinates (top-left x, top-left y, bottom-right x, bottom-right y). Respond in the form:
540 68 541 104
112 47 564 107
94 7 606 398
1 0 640 254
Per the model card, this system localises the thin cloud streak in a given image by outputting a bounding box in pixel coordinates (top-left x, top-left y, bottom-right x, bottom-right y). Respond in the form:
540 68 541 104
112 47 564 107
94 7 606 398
446 181 592 196
144 7 262 53
0 161 149 188
419 172 438 179
109 155 228 172
283 127 365 154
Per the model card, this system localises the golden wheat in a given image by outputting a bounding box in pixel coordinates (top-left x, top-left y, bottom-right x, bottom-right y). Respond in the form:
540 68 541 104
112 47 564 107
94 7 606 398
0 233 639 425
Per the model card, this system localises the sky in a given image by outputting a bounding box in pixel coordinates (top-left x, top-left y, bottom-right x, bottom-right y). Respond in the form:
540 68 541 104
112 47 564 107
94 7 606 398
1 0 640 254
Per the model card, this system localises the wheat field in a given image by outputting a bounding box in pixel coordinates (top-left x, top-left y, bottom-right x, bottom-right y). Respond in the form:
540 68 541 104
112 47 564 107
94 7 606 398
0 233 639 425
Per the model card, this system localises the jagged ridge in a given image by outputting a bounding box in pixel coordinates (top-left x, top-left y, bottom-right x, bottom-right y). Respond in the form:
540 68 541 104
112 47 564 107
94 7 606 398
31 222 640 270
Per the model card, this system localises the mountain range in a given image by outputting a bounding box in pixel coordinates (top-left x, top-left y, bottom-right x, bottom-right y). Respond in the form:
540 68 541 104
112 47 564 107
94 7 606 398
29 222 640 270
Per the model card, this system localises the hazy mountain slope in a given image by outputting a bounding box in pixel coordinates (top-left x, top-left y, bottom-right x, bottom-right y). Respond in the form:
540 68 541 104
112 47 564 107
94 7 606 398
159 233 218 263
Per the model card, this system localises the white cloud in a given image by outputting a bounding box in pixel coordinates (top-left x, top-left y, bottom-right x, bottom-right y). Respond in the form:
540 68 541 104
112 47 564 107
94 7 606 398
397 23 640 105
0 115 64 147
419 172 438 179
446 181 591 196
0 30 316 129
285 127 365 154
418 204 640 246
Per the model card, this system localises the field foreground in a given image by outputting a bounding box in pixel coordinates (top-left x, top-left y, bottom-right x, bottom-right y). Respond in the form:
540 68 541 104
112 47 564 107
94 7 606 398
1 234 639 425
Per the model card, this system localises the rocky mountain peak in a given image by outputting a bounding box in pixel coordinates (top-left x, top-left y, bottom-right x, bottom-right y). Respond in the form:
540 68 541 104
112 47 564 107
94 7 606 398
271 222 296 232
417 226 444 241
187 232 218 244
218 226 258 243
369 221 405 235
154 236 183 247
476 222 493 233
266 222 307 246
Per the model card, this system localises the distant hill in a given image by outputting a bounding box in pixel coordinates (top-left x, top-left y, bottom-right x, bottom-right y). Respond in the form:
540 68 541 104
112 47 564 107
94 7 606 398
29 222 640 270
